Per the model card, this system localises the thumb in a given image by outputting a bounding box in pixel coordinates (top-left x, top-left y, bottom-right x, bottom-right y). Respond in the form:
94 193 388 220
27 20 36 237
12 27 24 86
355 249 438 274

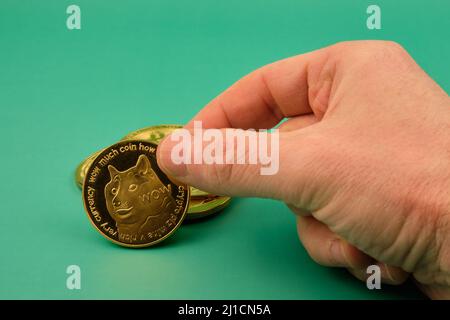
156 127 311 201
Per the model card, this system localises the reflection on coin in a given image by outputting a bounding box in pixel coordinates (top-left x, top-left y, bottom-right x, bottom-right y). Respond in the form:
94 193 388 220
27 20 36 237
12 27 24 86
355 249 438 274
185 196 231 221
122 124 182 143
190 187 210 198
82 140 190 247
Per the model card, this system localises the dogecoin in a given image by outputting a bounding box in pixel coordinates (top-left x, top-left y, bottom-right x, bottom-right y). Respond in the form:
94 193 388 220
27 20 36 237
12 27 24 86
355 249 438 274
82 140 190 247
185 195 231 221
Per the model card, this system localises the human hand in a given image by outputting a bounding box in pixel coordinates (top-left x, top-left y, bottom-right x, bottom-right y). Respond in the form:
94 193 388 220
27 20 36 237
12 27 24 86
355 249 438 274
157 41 450 299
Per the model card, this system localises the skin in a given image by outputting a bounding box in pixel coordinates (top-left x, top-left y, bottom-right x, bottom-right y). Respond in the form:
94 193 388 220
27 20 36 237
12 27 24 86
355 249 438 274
156 41 450 299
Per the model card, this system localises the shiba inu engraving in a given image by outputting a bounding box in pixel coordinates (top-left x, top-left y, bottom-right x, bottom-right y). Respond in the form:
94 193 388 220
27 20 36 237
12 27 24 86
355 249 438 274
104 154 175 235
83 140 189 247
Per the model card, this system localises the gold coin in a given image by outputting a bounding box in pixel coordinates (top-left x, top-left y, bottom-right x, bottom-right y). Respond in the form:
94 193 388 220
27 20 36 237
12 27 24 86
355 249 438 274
82 140 190 247
190 187 211 198
184 195 231 221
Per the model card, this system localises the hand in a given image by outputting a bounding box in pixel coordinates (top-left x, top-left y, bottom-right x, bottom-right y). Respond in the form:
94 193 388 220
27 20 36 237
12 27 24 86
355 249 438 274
157 41 450 299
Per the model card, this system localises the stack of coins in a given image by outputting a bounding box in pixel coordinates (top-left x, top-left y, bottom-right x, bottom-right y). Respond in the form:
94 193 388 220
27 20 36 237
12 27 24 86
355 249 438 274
75 125 231 248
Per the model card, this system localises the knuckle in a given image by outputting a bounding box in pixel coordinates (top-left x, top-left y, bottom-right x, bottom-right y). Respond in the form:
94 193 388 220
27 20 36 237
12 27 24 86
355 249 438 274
208 163 234 186
282 131 338 207
299 132 342 174
370 40 405 51
331 40 413 71
371 40 410 61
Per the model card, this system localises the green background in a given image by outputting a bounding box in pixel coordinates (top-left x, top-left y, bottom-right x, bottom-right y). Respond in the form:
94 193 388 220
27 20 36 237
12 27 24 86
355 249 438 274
0 0 448 299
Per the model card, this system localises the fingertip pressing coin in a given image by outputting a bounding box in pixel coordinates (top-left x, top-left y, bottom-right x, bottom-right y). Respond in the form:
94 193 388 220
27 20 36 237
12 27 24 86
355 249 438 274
76 124 232 247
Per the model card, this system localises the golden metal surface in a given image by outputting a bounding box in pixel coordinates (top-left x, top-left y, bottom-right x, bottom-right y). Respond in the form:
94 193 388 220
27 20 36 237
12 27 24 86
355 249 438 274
185 196 232 221
82 140 189 247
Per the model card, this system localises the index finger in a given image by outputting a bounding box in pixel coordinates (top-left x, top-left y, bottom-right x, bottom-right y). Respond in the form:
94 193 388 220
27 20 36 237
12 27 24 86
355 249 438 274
186 45 332 130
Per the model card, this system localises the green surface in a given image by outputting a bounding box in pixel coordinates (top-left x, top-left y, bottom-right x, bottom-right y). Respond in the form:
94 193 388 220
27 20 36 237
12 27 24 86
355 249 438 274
1 0 448 299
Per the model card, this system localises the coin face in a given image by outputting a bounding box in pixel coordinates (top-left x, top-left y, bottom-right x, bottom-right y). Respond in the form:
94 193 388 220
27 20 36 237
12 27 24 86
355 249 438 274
185 196 231 221
82 140 190 247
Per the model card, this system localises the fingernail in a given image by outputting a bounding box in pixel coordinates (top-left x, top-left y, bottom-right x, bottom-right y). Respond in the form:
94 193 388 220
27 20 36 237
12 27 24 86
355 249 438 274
381 263 408 284
157 135 187 178
382 263 396 283
330 239 348 267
